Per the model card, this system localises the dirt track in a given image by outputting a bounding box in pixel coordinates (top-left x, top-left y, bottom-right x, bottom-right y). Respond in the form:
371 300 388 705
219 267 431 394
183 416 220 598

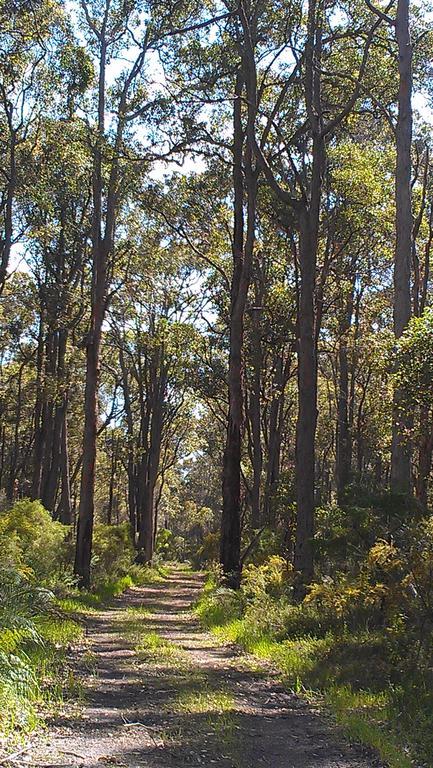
26 569 382 768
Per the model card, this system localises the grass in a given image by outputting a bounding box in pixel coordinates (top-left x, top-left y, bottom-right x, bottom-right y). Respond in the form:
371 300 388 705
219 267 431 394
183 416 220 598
196 588 416 768
135 630 191 669
173 686 235 715
0 612 85 743
0 563 168 753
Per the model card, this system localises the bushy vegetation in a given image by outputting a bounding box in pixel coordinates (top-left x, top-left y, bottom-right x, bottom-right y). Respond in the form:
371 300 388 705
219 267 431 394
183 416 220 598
196 497 433 768
0 499 165 749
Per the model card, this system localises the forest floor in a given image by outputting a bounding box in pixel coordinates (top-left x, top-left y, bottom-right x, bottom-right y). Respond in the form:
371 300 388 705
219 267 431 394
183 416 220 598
21 568 383 768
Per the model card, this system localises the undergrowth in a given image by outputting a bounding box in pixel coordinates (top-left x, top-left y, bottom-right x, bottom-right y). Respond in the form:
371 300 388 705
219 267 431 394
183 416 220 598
196 555 432 768
0 499 168 754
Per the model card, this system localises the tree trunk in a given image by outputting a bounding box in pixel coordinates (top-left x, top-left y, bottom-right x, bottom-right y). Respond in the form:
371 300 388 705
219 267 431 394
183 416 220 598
74 28 115 587
43 329 67 512
391 0 413 494
248 285 263 528
7 362 24 501
263 353 286 524
294 204 320 592
119 348 137 539
32 311 46 499
292 0 325 595
220 72 245 586
58 402 72 525
136 362 165 563
0 130 16 295
74 252 106 586
336 282 354 502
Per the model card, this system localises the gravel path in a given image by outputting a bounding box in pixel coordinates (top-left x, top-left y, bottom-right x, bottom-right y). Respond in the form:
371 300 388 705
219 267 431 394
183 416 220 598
24 569 382 768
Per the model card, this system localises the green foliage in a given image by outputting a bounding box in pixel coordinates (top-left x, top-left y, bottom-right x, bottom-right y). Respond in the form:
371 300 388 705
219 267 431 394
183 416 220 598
0 565 82 737
191 531 220 568
197 526 433 768
196 586 243 629
91 522 135 586
242 555 293 600
394 308 433 408
155 528 186 561
0 499 71 584
0 501 168 742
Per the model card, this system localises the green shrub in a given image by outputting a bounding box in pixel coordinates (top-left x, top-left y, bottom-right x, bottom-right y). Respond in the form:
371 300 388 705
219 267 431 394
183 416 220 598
91 522 135 585
191 531 220 568
0 565 81 736
196 586 243 628
155 528 186 561
242 555 293 600
0 499 71 584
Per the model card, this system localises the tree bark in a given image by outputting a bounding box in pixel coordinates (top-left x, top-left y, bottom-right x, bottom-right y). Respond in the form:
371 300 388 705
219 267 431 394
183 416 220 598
248 282 263 528
336 279 355 502
75 30 109 588
58 402 72 525
74 241 107 586
294 200 321 592
220 51 258 586
32 310 46 499
391 0 413 494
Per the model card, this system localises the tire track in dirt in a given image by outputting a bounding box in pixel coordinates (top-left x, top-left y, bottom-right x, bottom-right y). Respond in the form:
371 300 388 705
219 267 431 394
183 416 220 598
26 569 383 768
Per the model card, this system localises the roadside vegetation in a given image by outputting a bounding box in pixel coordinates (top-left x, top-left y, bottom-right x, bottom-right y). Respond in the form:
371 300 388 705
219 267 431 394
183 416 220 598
0 497 165 752
196 493 433 768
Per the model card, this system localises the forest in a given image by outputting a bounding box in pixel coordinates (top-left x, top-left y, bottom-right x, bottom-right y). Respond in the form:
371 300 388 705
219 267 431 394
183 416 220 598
1 0 433 766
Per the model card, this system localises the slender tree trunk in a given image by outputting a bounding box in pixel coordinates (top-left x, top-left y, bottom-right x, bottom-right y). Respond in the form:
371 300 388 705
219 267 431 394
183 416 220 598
248 287 263 528
0 425 5 490
336 282 354 502
43 330 67 512
74 253 106 586
294 203 320 591
58 403 72 525
40 330 57 503
220 72 245 586
107 443 115 525
391 0 413 494
7 363 24 501
119 348 137 539
137 364 165 563
32 311 46 499
263 354 286 523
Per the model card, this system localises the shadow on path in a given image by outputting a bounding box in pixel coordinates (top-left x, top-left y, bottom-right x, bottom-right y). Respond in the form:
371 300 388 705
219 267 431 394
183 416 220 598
28 570 383 768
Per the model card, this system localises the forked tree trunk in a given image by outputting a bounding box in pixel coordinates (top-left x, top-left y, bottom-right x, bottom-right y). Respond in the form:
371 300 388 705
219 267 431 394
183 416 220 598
221 60 258 586
74 22 120 586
